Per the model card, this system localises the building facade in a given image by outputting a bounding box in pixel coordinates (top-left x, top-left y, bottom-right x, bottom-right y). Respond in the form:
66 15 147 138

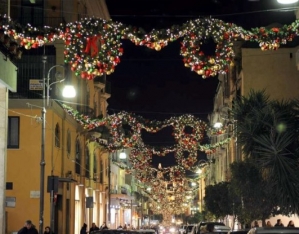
0 43 18 234
205 16 299 228
5 1 113 234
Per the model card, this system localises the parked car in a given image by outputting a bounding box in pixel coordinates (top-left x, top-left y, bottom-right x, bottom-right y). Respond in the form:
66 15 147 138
229 230 248 234
91 229 156 234
251 227 299 234
178 226 185 234
194 222 230 234
137 229 156 234
185 225 195 234
91 230 137 234
159 226 179 234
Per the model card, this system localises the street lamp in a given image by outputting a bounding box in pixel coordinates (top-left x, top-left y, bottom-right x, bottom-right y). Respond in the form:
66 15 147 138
39 57 76 234
119 150 127 159
46 64 76 106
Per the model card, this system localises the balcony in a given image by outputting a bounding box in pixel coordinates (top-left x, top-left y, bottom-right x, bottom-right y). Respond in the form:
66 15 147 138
81 106 95 119
110 186 133 201
94 75 106 90
18 17 65 28
94 75 111 99
9 50 56 99
121 186 129 195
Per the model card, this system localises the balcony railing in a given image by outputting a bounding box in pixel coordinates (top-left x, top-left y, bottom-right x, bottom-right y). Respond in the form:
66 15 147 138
110 189 118 194
120 186 128 195
110 186 131 195
18 17 65 28
9 50 56 99
105 81 111 94
81 106 95 118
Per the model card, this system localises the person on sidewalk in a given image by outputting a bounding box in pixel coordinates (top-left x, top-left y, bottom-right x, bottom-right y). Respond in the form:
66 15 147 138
18 220 38 234
90 223 100 233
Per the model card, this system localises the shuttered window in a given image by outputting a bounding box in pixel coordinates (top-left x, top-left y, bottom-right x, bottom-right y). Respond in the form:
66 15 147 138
8 117 20 148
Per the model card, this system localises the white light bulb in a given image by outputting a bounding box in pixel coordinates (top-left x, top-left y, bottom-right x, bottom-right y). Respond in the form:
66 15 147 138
62 85 76 98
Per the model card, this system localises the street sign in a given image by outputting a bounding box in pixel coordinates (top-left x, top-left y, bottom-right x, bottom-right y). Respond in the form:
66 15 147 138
29 79 43 90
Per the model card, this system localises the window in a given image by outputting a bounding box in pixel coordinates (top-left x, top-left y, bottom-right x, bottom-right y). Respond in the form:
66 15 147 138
67 129 71 155
105 159 108 176
75 138 81 174
99 159 103 184
85 147 90 178
55 123 60 147
20 0 44 27
7 117 19 148
93 151 97 181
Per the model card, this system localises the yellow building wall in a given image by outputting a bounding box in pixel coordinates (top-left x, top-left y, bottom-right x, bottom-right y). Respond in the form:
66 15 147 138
242 47 299 100
6 101 79 233
5 0 111 233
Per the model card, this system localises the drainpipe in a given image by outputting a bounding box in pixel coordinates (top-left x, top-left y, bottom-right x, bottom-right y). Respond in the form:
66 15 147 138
108 153 111 224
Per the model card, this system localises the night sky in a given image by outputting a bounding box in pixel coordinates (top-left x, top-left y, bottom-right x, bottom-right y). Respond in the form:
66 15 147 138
104 0 297 165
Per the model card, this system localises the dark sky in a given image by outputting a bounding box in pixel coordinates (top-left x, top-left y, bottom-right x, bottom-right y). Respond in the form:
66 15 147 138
104 0 297 166
106 39 218 121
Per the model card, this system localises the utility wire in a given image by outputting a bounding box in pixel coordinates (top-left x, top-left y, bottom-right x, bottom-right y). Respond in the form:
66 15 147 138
4 3 298 21
110 7 299 19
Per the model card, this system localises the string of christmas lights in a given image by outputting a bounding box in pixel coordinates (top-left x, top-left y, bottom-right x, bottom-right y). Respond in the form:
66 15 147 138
1 15 299 79
63 104 228 214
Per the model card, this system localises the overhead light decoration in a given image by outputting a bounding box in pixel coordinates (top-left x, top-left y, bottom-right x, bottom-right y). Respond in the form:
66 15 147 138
277 0 298 3
3 15 299 80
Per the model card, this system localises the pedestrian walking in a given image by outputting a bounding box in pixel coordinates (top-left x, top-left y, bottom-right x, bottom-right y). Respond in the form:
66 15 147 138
287 220 295 227
100 222 108 230
80 223 88 234
274 219 284 227
266 221 272 227
90 223 100 233
18 220 38 234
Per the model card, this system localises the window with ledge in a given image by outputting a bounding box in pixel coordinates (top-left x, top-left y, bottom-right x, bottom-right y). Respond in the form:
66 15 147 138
85 146 90 178
75 138 81 175
93 151 97 181
67 129 71 155
20 0 44 27
55 123 60 147
7 116 20 148
99 159 103 184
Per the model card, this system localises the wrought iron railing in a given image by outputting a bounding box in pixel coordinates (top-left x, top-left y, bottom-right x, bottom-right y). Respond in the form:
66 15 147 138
9 48 56 99
18 17 65 28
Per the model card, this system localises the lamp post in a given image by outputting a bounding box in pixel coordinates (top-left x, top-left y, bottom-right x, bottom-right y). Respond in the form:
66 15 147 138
39 58 76 234
119 150 127 159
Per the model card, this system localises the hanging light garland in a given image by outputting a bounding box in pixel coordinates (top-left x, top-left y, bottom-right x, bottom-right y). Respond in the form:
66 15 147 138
62 104 230 160
1 15 299 79
63 103 228 216
62 103 221 216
